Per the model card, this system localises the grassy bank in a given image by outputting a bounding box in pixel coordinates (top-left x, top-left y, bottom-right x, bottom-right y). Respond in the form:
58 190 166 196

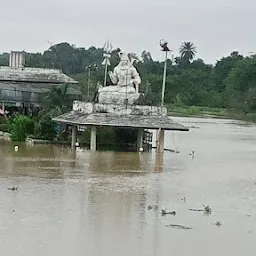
167 105 256 122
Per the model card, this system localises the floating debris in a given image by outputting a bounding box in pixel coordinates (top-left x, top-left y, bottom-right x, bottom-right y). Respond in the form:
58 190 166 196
189 205 212 215
203 205 212 215
189 149 195 159
181 197 186 203
148 205 158 211
190 126 200 129
165 224 192 230
8 187 18 191
215 221 222 227
189 208 204 212
161 209 176 216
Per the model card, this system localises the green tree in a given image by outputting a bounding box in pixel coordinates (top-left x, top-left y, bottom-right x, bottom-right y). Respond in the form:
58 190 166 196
35 114 56 141
41 84 71 118
224 56 256 111
179 42 197 62
212 51 243 92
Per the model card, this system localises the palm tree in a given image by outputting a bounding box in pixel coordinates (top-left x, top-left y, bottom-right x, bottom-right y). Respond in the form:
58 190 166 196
179 42 197 62
41 84 70 118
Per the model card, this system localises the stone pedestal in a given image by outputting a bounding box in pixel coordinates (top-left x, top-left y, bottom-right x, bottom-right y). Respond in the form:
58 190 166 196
98 91 141 105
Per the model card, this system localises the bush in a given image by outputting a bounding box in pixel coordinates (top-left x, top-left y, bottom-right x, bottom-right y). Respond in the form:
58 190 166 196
0 116 7 124
37 115 56 141
0 124 9 132
9 115 35 142
0 116 8 132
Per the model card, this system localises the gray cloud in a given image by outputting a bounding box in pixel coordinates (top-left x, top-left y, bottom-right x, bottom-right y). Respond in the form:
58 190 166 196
0 0 255 64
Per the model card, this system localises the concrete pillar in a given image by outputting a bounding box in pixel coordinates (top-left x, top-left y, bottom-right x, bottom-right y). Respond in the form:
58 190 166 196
137 128 144 151
71 125 77 151
155 152 164 172
90 125 97 151
156 128 165 154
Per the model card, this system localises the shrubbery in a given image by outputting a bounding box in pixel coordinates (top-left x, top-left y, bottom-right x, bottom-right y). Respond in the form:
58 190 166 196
9 115 35 142
35 114 56 141
1 114 57 142
0 116 8 132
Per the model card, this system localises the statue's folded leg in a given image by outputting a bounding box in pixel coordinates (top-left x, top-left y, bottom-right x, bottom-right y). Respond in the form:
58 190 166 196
98 86 121 93
118 86 136 94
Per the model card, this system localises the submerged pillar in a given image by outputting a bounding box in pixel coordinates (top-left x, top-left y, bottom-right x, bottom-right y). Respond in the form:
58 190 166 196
71 125 77 151
90 125 97 151
156 128 165 154
137 128 144 151
155 152 164 172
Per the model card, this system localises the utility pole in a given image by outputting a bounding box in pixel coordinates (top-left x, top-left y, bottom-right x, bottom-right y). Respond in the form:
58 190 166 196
156 39 170 155
159 39 170 109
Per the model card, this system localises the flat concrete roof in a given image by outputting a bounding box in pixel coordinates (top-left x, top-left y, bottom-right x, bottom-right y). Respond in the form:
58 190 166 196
53 111 189 131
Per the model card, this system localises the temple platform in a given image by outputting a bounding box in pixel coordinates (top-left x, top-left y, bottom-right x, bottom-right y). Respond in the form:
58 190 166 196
52 101 189 152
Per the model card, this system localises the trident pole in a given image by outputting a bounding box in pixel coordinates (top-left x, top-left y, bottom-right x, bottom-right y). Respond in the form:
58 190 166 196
87 68 91 97
104 62 108 87
102 40 113 87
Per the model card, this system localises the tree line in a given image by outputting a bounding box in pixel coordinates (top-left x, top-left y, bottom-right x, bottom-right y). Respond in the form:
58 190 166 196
1 42 256 113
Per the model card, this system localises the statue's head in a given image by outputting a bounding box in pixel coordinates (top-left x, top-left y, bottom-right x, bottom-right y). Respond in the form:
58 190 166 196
118 52 130 68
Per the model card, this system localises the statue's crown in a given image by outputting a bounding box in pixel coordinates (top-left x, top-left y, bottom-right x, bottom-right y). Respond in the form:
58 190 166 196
118 52 129 62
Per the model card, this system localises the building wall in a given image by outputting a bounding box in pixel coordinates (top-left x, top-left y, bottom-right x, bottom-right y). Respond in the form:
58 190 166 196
9 51 25 69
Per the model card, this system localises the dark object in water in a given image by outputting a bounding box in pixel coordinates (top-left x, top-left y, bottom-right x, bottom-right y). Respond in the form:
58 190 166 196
203 205 212 215
161 209 176 216
189 208 204 212
148 205 159 210
215 221 222 227
189 205 212 215
8 187 18 191
165 224 192 230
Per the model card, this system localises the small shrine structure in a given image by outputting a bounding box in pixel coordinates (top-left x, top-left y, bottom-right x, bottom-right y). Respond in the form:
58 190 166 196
53 50 189 152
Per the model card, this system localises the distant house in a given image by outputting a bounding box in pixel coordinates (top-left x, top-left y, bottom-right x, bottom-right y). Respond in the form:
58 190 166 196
0 51 81 114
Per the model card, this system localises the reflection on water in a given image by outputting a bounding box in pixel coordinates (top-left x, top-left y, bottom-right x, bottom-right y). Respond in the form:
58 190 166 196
0 117 256 256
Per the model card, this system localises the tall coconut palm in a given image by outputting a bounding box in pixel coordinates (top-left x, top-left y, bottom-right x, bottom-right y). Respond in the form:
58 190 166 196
41 84 70 118
179 42 197 61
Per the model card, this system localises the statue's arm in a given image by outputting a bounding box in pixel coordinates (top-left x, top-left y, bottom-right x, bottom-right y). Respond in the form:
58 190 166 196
132 68 141 85
108 68 118 84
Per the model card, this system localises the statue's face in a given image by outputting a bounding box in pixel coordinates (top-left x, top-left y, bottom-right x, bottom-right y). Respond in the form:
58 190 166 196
120 60 129 67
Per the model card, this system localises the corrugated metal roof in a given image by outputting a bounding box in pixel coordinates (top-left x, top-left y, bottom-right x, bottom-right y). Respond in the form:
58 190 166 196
0 67 78 84
52 111 189 131
0 81 80 95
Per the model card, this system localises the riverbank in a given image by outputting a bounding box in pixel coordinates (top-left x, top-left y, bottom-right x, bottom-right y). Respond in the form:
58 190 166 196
168 105 256 123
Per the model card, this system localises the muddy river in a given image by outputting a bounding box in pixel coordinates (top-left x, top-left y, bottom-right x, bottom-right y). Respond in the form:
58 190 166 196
0 117 256 255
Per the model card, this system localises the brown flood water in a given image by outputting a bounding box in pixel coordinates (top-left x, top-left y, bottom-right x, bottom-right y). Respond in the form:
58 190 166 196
0 117 256 256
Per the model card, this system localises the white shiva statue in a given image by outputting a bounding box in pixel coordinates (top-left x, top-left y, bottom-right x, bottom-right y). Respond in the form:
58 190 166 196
98 52 141 104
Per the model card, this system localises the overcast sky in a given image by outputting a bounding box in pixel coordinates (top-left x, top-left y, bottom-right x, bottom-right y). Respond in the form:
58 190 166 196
0 0 255 64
